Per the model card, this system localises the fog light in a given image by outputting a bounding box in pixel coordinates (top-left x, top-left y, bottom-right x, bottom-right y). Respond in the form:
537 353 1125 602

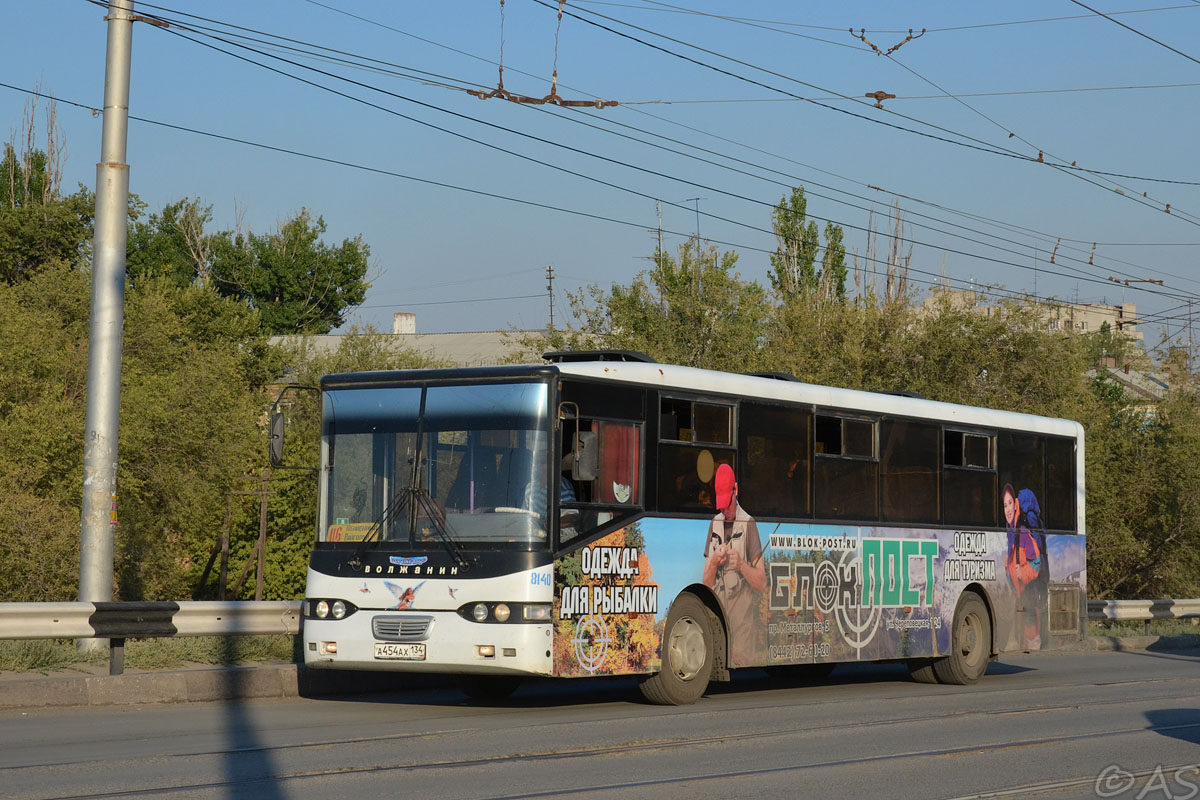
320 641 338 655
477 645 495 658
316 600 330 619
493 603 511 622
332 600 347 620
472 603 489 622
523 604 551 621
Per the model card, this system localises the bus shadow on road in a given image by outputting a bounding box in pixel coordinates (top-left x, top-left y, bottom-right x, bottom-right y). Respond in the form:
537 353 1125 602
305 660 1038 709
1145 709 1200 745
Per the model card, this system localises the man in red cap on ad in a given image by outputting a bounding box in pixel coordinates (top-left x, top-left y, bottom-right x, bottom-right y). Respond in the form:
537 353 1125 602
702 463 768 666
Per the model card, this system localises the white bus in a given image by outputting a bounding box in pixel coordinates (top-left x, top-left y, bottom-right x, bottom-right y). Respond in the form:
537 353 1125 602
282 351 1086 704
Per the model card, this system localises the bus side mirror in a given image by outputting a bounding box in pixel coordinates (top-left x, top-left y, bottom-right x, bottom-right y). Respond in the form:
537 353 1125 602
267 384 319 472
573 431 598 482
269 411 286 467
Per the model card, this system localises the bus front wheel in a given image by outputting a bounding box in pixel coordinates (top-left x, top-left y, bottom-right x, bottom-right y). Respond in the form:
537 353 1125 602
638 593 715 705
932 592 992 685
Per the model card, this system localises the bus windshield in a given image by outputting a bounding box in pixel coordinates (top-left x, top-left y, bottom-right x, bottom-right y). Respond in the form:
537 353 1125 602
320 380 551 548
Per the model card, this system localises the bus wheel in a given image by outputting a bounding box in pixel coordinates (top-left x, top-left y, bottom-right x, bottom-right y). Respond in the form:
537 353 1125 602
908 659 940 684
457 675 522 702
638 593 715 705
933 593 992 685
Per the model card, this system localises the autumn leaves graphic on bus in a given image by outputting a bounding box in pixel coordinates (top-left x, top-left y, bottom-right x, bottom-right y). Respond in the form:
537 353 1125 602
553 525 661 677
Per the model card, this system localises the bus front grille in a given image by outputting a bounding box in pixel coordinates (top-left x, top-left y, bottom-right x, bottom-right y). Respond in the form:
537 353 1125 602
372 615 434 642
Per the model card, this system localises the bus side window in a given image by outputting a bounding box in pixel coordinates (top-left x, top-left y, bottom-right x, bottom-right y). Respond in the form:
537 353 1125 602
1044 437 1076 531
738 402 811 517
597 423 640 505
943 429 997 527
814 415 878 521
880 419 939 524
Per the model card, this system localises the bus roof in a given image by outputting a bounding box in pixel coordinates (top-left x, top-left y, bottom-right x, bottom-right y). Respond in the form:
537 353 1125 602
553 360 1083 440
321 358 1083 440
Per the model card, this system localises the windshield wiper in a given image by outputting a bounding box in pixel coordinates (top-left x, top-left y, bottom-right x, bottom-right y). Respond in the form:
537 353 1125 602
347 458 473 572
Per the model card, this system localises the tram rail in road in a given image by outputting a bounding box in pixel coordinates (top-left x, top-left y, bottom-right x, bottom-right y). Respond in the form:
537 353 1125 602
1 647 1198 799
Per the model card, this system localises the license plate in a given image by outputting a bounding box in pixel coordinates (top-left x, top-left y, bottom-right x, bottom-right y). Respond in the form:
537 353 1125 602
374 642 426 660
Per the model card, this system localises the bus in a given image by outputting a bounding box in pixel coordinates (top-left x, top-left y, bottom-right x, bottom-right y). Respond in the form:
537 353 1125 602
280 350 1086 704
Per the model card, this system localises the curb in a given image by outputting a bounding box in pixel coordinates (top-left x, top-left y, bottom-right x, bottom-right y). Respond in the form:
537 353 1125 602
1081 633 1200 652
0 664 453 711
3 637 1198 711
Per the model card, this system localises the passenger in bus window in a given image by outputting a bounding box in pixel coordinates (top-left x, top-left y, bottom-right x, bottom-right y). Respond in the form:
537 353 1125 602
702 464 768 665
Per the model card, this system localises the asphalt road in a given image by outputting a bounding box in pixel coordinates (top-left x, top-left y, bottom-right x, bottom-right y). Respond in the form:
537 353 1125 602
2 647 1198 800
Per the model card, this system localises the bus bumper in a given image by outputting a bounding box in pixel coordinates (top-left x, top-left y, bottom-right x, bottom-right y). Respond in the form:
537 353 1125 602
303 611 554 676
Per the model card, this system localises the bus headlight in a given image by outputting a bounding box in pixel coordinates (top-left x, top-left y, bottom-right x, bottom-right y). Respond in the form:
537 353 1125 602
522 604 551 621
304 599 358 620
458 602 552 623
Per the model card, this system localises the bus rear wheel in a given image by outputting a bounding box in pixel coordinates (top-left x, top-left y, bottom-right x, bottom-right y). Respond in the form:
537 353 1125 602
932 592 992 685
638 593 715 705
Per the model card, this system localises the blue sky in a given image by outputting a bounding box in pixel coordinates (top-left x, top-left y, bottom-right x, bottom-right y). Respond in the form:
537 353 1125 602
3 1 1198 341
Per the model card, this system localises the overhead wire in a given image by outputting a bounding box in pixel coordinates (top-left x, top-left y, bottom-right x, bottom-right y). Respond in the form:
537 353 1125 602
543 0 1200 190
621 81 1200 104
1065 0 1200 67
537 0 1200 275
572 1 1200 35
115 18 1200 308
880 53 1200 227
616 0 1200 225
57 3 1200 324
6 78 1189 328
83 0 1200 303
285 0 1200 268
103 0 1200 289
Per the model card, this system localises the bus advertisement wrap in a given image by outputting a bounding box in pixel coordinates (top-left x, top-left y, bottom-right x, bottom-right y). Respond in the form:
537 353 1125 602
553 519 1086 677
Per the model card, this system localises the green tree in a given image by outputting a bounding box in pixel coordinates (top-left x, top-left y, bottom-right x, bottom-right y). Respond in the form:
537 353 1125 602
0 122 94 283
126 198 213 289
1084 351 1200 598
0 259 280 601
114 277 269 599
0 264 91 600
538 239 769 370
902 295 1093 418
769 187 847 300
764 288 916 392
210 210 370 334
821 221 847 301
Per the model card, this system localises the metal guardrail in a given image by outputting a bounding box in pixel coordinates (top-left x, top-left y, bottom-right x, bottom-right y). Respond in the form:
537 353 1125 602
0 601 301 675
0 599 1194 675
1087 598 1200 635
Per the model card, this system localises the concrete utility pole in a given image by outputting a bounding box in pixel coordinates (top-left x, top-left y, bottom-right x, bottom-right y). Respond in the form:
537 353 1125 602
79 0 134 647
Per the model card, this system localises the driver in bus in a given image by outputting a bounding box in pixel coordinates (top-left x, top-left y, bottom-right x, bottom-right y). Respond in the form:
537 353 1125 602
702 464 768 665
